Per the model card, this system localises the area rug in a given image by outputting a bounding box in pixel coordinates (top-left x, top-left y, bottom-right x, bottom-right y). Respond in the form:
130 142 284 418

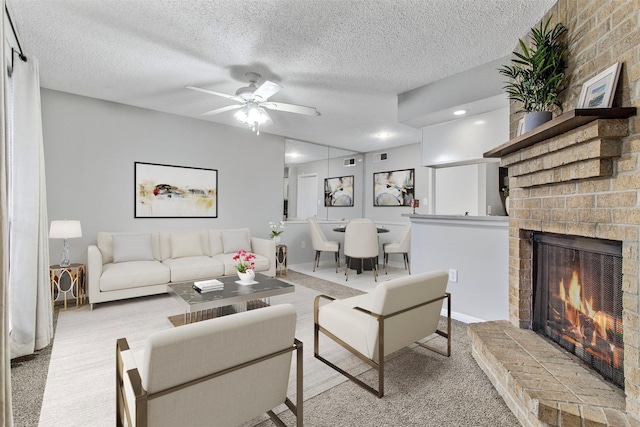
37 272 366 426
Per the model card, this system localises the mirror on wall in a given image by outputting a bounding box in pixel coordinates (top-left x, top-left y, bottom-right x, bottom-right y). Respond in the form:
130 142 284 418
284 139 364 221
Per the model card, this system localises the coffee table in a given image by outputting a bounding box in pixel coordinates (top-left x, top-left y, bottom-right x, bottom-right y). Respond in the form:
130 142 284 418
167 273 294 326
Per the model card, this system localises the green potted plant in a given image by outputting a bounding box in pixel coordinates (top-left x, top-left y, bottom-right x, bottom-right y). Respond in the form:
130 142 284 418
498 16 568 133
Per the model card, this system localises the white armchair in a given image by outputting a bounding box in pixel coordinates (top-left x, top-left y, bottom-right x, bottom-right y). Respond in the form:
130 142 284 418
116 304 302 426
308 217 340 272
314 270 450 397
383 224 411 274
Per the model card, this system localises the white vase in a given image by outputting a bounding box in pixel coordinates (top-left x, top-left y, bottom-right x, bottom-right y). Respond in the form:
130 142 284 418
272 236 281 244
505 196 510 215
237 269 255 284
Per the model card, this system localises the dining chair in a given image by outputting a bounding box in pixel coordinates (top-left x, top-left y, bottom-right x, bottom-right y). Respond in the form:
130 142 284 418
308 217 341 272
383 224 411 274
344 220 379 281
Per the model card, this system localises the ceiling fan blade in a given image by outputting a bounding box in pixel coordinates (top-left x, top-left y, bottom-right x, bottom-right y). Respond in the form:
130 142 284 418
201 104 244 116
185 85 245 103
263 102 320 116
253 80 282 102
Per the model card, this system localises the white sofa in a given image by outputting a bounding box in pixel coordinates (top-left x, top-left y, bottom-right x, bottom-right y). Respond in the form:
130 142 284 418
88 228 276 308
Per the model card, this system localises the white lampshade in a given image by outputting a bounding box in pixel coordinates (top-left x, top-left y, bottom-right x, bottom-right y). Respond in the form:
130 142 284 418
49 220 82 239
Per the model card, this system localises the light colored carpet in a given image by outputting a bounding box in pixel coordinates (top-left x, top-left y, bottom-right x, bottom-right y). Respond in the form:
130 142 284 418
38 274 366 427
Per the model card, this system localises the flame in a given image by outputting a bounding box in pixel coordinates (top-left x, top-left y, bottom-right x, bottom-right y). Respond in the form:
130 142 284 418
558 270 623 369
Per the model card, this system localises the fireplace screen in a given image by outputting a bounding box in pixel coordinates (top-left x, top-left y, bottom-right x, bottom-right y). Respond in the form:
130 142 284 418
533 232 623 389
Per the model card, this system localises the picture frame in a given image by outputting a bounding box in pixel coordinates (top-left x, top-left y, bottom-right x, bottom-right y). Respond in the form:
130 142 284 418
577 62 621 109
373 169 415 206
324 175 354 207
134 162 218 218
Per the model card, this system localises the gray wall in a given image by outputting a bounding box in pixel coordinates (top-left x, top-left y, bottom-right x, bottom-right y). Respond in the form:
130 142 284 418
42 89 284 265
363 143 428 222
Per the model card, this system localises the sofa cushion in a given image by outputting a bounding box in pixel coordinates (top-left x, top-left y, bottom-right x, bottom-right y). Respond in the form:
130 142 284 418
212 253 270 276
100 261 170 292
170 232 203 258
98 232 161 264
163 256 225 282
113 233 154 263
221 229 251 254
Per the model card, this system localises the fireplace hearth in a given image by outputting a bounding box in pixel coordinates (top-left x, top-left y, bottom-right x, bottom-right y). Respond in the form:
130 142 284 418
532 232 623 389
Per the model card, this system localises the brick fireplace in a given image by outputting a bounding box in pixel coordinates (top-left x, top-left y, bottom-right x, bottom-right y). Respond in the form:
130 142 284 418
469 112 640 426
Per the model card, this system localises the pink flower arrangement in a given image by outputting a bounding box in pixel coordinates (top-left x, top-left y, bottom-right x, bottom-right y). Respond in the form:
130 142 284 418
233 250 256 273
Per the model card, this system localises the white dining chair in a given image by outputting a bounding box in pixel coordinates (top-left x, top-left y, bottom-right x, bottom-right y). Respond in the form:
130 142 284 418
344 220 379 281
308 217 341 272
383 224 411 274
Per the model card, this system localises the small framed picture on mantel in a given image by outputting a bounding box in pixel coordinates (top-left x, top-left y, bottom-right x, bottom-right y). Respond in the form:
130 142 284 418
577 62 621 109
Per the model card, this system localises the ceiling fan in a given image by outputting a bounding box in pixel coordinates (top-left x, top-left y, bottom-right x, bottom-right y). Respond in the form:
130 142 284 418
186 72 320 135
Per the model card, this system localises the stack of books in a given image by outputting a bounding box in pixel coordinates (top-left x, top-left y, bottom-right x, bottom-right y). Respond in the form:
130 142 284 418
193 279 224 293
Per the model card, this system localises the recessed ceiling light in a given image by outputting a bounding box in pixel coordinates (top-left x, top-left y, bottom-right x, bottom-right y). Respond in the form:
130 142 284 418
474 120 486 125
453 110 466 116
376 132 391 139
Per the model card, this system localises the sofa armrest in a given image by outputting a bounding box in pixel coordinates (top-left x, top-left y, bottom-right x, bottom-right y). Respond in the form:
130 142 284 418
87 245 103 307
251 237 276 277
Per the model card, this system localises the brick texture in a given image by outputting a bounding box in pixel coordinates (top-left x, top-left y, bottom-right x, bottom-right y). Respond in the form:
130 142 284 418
501 0 640 423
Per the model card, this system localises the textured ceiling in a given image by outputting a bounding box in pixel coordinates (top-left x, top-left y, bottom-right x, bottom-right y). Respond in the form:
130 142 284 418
8 0 555 153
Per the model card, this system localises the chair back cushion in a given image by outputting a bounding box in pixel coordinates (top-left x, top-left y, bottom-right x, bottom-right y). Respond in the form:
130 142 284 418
369 270 448 358
308 217 326 246
142 304 296 427
98 231 161 264
344 221 379 258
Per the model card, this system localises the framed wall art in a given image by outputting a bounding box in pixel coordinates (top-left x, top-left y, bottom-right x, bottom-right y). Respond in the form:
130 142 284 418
134 162 218 218
324 175 354 207
577 62 621 109
373 169 415 206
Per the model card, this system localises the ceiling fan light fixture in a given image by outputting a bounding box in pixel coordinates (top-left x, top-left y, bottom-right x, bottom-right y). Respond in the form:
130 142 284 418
234 104 272 134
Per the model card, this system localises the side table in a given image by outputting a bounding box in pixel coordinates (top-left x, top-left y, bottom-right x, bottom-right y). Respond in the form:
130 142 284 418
276 244 288 277
50 263 86 310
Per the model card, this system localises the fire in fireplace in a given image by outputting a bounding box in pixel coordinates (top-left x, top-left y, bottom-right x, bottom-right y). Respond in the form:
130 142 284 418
532 232 624 388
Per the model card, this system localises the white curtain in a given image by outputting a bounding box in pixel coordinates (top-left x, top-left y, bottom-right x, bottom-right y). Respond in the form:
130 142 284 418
8 53 52 359
1 1 12 424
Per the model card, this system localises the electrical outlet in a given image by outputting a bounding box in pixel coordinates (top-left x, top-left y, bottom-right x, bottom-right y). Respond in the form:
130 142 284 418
448 268 458 283
487 205 492 215
301 241 306 249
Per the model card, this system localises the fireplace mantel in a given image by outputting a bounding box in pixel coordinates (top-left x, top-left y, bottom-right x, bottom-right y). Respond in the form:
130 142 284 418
483 107 636 159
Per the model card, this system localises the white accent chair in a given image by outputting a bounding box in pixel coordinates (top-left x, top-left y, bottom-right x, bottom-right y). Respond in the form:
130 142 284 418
314 270 450 397
383 224 411 274
344 220 379 281
308 217 340 272
116 304 302 427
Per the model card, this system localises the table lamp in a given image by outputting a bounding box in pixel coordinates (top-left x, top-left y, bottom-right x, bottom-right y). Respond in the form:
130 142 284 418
49 220 82 267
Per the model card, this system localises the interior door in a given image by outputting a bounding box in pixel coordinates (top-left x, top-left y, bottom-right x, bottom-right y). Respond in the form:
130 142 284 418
297 174 318 220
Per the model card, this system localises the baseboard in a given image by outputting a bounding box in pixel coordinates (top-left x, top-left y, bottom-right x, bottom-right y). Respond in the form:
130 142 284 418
442 308 483 324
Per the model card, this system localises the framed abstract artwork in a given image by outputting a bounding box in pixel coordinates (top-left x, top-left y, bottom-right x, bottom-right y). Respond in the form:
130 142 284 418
134 162 218 218
577 62 621 109
373 169 415 206
324 175 354 207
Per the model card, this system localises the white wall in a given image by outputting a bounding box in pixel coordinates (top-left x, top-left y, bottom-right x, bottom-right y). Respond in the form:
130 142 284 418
410 216 510 322
421 107 509 167
42 89 285 265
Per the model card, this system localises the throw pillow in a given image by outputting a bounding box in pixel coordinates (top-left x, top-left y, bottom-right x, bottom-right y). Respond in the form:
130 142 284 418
113 234 154 263
171 232 204 258
221 229 251 254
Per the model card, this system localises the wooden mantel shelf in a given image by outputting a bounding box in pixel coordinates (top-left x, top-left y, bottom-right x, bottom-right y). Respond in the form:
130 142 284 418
484 107 637 158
